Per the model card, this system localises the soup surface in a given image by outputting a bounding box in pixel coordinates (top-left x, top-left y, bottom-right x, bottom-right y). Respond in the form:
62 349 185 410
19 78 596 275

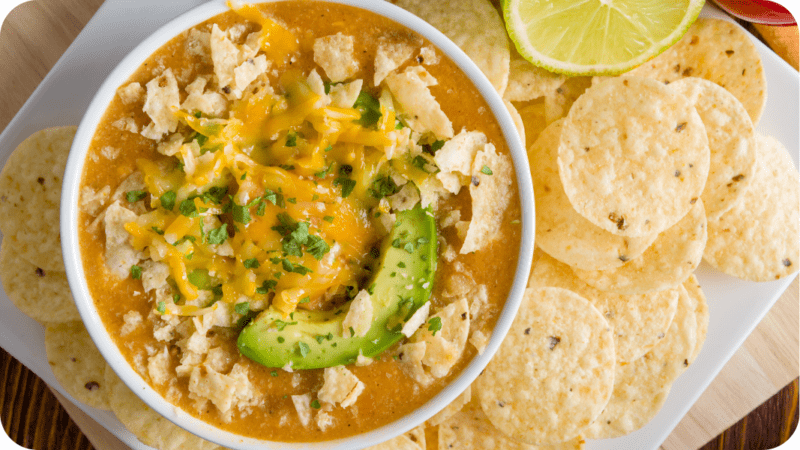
79 0 521 441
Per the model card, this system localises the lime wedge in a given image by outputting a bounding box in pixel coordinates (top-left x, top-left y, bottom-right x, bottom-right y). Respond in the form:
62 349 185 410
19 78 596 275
504 0 705 76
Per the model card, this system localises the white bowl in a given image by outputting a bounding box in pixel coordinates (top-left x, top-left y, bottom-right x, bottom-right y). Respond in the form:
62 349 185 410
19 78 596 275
60 1 535 448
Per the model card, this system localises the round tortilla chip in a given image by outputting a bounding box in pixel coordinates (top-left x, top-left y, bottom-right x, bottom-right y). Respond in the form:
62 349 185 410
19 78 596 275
0 126 75 271
683 274 708 364
704 134 799 281
582 387 670 440
531 252 678 363
45 321 110 410
391 0 510 95
105 365 220 450
531 120 658 271
544 76 593 125
476 287 615 445
516 98 547 149
438 407 585 450
669 77 757 220
621 18 766 125
505 99 526 150
572 200 708 295
504 50 566 103
584 283 698 439
558 76 710 238
0 239 80 323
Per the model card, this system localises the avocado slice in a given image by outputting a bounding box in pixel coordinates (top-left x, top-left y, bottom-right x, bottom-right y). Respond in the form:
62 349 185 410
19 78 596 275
237 205 437 369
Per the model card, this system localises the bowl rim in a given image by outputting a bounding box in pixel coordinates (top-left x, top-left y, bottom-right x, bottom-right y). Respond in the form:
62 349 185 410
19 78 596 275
60 0 535 448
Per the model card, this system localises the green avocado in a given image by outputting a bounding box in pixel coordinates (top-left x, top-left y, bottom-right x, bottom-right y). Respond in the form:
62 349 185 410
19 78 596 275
236 205 437 370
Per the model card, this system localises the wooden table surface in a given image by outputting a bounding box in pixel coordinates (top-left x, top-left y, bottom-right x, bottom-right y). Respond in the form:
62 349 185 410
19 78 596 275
0 1 798 449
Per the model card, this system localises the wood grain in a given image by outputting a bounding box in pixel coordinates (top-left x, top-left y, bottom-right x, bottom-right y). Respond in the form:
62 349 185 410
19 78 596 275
0 1 797 449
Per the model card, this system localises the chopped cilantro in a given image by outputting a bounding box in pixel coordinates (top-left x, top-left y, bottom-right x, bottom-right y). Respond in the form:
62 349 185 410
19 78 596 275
159 191 176 211
234 302 250 315
324 144 333 152
323 216 334 223
241 172 247 180
299 296 310 304
412 155 434 173
271 371 278 377
185 252 194 260
315 163 334 179
353 91 382 128
305 236 330 260
256 279 277 294
204 186 229 204
126 190 147 203
274 320 297 331
280 164 296 171
130 265 142 279
395 120 405 130
207 224 229 245
179 199 198 217
156 301 166 314
298 342 310 357
243 258 260 269
369 176 400 199
339 165 353 176
348 326 356 337
398 262 406 268
277 336 285 343
150 226 165 235
481 165 493 175
287 197 297 204
428 317 443 336
232 204 251 224
285 132 298 147
404 243 415 253
263 189 278 206
422 140 445 155
334 177 356 198
315 335 325 344
310 399 321 409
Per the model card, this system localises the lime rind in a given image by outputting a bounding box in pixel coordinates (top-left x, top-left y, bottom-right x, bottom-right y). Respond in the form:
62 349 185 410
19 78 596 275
504 0 705 76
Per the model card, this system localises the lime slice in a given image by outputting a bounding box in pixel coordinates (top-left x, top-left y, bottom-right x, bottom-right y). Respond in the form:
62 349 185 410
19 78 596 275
504 0 705 76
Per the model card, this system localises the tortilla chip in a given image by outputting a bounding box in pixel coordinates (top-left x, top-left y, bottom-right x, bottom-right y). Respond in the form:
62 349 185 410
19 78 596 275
669 77 757 220
291 393 313 427
45 322 110 410
392 0 510 95
461 144 513 254
374 39 416 86
411 298 470 378
428 385 471 426
544 76 592 125
476 287 615 445
313 33 360 82
330 79 364 108
397 341 432 386
0 126 74 271
505 100 526 150
318 366 364 408
505 51 566 102
118 82 145 105
515 98 547 148
181 77 228 117
105 365 219 450
683 275 709 364
401 301 430 338
531 252 678 363
558 77 710 237
434 130 487 194
704 133 799 281
620 18 766 125
531 120 658 271
0 240 79 323
103 201 143 279
141 69 180 140
366 426 426 450
385 66 454 140
572 200 708 295
342 290 373 338
582 384 671 440
439 408 586 450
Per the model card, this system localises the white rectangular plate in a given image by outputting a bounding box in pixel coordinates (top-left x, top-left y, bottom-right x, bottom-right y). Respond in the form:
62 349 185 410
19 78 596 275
0 1 796 449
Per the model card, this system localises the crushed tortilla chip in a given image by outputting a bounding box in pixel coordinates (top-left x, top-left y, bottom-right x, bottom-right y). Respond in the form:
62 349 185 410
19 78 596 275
141 69 180 140
313 33 360 82
374 40 416 86
385 66 453 140
342 290 373 338
104 202 142 278
461 144 513 254
330 79 363 108
318 366 364 408
291 393 313 426
118 82 144 105
401 301 430 338
411 298 470 378
434 130 487 194
181 77 228 117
